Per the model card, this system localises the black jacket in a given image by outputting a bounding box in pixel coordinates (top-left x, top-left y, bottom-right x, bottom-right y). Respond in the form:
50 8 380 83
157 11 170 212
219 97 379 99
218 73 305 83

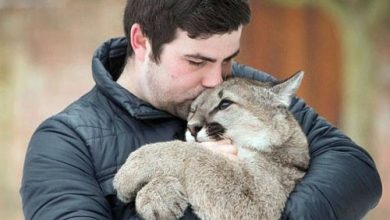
20 37 382 220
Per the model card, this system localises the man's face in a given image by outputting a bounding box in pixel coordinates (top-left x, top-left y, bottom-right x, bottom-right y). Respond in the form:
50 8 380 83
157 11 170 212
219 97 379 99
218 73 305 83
141 27 243 119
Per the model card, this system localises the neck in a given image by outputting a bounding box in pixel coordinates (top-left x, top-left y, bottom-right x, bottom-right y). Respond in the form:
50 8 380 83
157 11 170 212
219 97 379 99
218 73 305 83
117 58 147 102
268 131 308 169
263 131 309 190
240 129 309 193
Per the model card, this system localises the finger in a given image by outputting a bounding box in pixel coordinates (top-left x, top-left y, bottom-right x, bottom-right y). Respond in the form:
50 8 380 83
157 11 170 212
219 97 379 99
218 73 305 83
215 144 237 155
222 152 238 161
200 139 232 148
200 143 238 156
216 139 232 144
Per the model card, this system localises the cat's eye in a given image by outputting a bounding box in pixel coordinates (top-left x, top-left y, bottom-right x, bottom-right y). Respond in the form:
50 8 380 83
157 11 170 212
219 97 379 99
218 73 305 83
218 99 233 110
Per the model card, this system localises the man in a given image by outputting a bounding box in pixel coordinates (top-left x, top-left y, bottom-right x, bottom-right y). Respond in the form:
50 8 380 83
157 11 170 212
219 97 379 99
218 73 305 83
21 0 381 219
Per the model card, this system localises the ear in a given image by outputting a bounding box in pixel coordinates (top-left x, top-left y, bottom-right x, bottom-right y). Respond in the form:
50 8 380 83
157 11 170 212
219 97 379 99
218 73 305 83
271 71 304 106
130 23 149 62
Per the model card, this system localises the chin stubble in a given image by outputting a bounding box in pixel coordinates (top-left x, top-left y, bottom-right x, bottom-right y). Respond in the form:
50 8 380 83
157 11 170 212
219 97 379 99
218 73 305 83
144 58 193 119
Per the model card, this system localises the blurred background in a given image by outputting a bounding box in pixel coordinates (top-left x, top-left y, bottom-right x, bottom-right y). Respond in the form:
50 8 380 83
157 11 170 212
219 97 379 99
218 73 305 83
0 0 389 219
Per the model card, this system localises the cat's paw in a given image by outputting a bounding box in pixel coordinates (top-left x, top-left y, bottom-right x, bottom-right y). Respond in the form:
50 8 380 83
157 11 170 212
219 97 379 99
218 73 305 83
113 151 154 203
136 176 188 220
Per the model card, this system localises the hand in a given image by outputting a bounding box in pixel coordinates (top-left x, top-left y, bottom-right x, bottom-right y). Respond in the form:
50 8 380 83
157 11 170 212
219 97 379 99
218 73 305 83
199 139 238 160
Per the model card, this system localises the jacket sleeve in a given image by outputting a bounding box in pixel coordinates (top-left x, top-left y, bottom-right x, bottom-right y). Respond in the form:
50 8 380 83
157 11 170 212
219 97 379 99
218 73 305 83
232 63 382 220
20 118 113 220
282 97 382 220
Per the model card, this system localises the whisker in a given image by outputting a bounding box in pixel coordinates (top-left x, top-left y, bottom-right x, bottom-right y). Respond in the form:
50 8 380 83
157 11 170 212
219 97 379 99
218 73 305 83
206 122 226 141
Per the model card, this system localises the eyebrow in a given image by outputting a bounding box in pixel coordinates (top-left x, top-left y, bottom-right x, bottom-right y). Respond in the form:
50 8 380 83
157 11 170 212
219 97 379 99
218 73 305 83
184 49 240 63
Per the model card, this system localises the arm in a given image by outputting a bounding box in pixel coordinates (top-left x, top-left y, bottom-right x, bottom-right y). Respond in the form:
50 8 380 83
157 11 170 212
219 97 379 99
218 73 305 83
20 118 113 220
232 63 382 219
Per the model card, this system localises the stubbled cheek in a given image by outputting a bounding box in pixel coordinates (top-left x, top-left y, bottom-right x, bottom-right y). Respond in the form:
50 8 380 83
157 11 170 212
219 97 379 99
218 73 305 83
166 61 195 78
167 63 208 85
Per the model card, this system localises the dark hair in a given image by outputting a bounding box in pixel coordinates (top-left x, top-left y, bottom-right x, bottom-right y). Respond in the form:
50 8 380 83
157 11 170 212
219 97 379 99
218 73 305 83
123 0 251 62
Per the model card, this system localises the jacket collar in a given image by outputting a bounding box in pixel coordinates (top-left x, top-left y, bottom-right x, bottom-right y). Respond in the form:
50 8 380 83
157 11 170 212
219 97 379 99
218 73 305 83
91 37 174 120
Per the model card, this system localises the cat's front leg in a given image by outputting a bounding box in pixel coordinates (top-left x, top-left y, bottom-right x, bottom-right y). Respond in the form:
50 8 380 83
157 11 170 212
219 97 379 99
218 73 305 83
113 141 190 203
113 146 159 203
136 176 188 220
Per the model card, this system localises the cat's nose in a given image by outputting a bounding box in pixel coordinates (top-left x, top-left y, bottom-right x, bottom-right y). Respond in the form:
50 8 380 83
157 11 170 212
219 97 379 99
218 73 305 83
187 124 202 137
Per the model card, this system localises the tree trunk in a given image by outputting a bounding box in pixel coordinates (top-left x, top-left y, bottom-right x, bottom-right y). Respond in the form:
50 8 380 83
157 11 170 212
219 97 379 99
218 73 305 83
266 0 388 148
337 15 375 147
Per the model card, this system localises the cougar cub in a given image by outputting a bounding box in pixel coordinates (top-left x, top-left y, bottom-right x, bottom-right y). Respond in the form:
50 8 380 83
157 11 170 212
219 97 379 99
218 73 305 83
113 71 309 220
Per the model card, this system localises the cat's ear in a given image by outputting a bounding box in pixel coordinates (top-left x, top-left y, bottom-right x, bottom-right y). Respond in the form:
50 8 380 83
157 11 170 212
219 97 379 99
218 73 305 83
271 71 304 106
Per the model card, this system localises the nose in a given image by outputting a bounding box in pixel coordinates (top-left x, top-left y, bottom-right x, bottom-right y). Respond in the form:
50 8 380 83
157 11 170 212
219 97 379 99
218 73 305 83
202 65 223 88
187 123 202 137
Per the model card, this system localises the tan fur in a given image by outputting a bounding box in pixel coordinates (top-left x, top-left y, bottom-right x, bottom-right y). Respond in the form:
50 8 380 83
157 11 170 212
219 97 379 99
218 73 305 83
113 71 310 220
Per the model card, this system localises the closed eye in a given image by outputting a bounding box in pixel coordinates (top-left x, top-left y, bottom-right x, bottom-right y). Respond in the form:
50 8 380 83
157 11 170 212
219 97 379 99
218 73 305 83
188 60 206 67
217 99 233 110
